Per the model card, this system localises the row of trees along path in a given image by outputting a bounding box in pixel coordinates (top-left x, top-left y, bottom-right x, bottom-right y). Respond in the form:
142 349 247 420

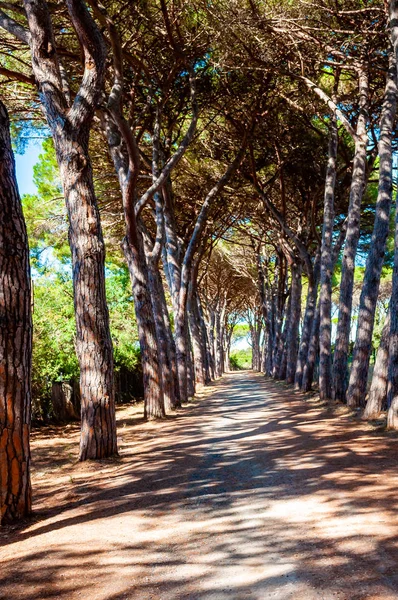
2 0 398 525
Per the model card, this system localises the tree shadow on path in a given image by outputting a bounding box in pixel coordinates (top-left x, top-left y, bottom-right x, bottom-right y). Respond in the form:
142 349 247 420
1 372 398 600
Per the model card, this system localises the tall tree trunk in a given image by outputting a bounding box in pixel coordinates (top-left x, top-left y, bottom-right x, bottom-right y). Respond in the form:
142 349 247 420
208 309 217 378
302 298 321 393
272 254 287 374
23 0 117 461
278 295 292 380
188 286 207 387
386 4 398 429
175 312 189 401
286 261 302 384
274 291 291 379
60 139 118 460
124 241 165 419
157 267 181 407
301 223 347 394
265 289 275 376
197 294 212 383
346 53 397 408
186 323 196 398
101 110 166 421
319 110 338 401
333 68 369 401
0 101 32 524
295 252 320 389
147 262 175 413
215 308 224 377
364 309 390 419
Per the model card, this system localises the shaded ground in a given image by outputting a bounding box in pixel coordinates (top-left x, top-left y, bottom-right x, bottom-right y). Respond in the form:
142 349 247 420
1 371 398 600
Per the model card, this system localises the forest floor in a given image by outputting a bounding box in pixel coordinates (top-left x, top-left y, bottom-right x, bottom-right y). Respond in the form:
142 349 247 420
1 372 398 600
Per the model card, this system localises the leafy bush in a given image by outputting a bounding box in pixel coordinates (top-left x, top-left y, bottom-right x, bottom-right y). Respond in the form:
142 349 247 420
229 348 252 370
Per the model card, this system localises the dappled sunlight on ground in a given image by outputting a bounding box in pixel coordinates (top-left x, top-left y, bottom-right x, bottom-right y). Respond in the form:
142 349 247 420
1 372 398 599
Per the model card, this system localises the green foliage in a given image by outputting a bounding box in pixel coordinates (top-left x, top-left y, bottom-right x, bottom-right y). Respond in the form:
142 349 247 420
231 322 250 345
10 120 47 154
230 348 252 370
31 274 78 420
23 138 71 265
106 262 140 371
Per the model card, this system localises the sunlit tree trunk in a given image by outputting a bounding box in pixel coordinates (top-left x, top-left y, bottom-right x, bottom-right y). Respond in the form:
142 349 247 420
188 284 207 386
274 290 290 379
215 307 224 377
333 67 369 401
125 241 165 419
147 260 175 413
197 295 212 383
158 270 181 407
319 110 338 401
0 101 32 524
295 252 320 390
302 298 321 393
101 113 165 421
278 294 291 380
364 309 390 419
386 2 398 429
272 253 287 375
286 261 302 383
23 0 117 460
347 53 397 408
186 323 196 398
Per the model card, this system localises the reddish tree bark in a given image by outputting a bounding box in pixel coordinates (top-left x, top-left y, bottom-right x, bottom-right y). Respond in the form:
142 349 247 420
0 101 32 523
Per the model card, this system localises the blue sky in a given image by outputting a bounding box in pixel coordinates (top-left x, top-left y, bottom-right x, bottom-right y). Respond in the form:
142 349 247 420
14 138 41 196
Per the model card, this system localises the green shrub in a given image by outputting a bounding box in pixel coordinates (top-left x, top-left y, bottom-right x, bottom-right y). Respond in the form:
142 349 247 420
229 348 252 370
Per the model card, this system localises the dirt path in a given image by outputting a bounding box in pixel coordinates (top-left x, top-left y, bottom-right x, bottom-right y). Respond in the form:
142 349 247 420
1 372 398 600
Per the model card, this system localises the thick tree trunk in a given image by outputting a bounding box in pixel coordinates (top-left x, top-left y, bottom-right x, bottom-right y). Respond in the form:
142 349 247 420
58 140 118 460
272 255 287 375
197 294 212 383
0 101 32 524
157 267 181 407
208 310 217 378
188 286 207 387
346 54 397 409
252 320 262 372
124 241 165 419
265 292 275 376
215 309 224 377
295 253 320 390
286 262 302 384
274 291 291 379
363 309 390 419
262 331 268 374
186 323 196 398
333 68 369 401
175 314 189 402
147 263 175 413
101 114 166 420
319 111 338 401
386 7 398 429
388 198 398 428
302 298 321 393
22 0 117 461
278 296 291 380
